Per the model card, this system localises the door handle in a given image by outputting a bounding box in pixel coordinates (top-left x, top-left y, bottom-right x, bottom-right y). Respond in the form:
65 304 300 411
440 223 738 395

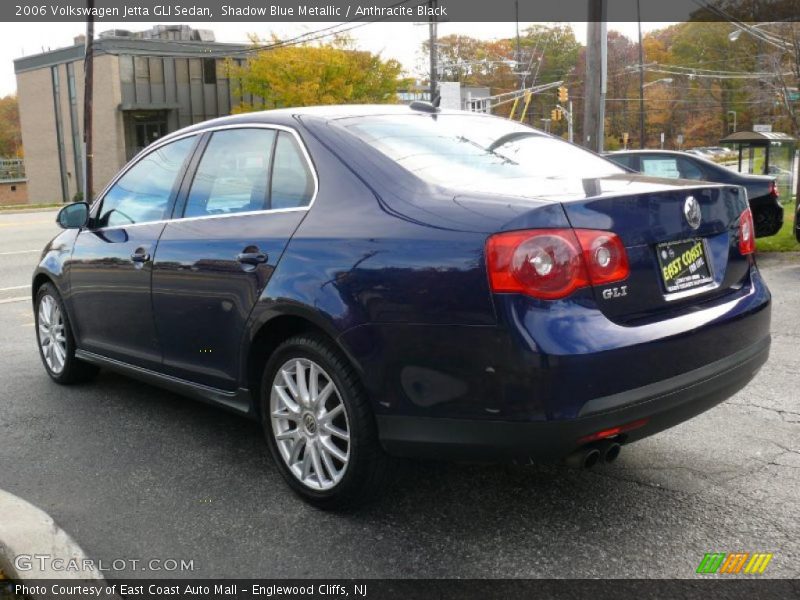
236 251 268 265
131 249 151 263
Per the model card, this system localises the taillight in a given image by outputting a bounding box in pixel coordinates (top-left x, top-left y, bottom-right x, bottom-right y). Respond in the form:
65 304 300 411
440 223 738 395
769 180 779 198
738 208 755 255
486 229 629 300
573 230 630 285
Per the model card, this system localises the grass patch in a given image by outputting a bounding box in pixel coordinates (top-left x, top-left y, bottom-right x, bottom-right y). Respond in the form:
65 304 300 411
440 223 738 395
757 209 799 253
0 202 63 211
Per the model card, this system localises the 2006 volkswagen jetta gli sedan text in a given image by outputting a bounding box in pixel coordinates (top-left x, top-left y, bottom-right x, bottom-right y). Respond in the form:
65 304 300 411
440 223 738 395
33 105 771 508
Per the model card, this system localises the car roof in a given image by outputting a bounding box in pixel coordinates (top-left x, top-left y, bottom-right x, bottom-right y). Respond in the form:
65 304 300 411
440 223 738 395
608 149 697 156
156 104 504 145
605 148 732 170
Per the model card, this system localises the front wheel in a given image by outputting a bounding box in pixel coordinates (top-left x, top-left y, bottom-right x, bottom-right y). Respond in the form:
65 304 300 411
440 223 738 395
35 283 98 384
261 334 391 509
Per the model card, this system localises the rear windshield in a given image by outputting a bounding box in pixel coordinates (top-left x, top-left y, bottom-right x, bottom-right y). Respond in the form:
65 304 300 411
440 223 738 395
337 114 624 189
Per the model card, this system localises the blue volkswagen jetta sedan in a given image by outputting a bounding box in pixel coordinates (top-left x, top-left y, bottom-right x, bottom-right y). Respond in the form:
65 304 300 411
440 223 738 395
33 105 771 508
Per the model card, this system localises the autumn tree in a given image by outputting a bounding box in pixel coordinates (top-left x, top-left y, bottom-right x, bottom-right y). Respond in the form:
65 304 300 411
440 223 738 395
229 36 405 111
423 25 580 123
0 95 22 157
429 34 516 90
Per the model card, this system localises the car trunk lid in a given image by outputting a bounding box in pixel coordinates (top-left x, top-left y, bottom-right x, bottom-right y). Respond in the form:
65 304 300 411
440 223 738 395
555 181 750 323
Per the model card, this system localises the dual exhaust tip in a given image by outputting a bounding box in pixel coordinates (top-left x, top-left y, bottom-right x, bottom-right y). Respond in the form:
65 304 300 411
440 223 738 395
565 440 621 469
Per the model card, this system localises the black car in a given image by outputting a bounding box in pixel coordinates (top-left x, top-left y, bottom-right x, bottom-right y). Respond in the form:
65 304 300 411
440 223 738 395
606 150 782 238
34 107 770 508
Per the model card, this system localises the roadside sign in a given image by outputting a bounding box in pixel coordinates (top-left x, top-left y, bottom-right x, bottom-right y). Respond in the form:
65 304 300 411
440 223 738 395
753 124 773 133
677 134 684 148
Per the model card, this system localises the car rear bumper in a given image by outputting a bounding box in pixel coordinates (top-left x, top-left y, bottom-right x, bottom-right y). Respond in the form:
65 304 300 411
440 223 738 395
376 335 769 461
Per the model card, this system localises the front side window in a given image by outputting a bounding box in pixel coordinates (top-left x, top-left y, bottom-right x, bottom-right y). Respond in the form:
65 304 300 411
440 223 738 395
96 136 195 227
184 129 276 218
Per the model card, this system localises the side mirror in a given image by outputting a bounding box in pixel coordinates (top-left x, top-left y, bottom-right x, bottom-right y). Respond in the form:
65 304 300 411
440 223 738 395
56 202 89 229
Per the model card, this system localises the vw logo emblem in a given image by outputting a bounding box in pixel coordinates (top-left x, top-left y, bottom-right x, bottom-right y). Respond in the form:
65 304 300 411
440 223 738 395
684 195 702 230
303 413 317 435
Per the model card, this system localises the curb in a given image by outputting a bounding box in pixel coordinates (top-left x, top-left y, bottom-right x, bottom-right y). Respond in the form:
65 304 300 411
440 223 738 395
0 489 104 581
756 251 800 268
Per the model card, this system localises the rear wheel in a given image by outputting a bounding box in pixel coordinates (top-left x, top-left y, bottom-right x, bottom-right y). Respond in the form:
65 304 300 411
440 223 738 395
754 206 782 238
35 283 98 384
261 334 391 509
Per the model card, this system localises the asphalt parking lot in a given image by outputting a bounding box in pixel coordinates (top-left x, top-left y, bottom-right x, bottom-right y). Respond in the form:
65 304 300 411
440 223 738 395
0 208 799 578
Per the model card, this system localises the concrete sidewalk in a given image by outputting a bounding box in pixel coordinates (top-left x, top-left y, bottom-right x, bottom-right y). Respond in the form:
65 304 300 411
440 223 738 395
0 489 103 581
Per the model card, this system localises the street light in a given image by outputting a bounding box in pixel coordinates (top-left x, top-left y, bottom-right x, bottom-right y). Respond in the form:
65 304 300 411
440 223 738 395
728 22 792 50
643 78 673 89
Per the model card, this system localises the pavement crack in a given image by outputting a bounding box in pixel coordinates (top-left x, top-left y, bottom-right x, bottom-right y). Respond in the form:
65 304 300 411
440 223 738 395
727 401 800 421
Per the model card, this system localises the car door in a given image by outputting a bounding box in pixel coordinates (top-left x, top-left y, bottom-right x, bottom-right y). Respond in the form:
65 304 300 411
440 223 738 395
151 126 316 390
67 135 198 369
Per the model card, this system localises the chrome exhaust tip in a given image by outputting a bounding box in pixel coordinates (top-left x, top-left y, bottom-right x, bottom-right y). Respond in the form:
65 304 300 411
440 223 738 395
564 447 601 469
598 441 622 464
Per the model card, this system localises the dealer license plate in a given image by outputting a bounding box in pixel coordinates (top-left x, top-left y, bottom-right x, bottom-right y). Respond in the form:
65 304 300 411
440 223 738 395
656 238 713 293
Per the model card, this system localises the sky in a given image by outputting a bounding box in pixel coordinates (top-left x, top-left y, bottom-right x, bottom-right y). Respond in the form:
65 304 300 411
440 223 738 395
0 20 669 97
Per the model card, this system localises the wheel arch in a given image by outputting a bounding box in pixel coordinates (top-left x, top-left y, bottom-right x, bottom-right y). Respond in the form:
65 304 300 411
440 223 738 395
31 272 54 303
243 309 363 419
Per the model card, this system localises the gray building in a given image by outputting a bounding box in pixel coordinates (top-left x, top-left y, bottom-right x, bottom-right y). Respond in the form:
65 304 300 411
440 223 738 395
14 25 255 204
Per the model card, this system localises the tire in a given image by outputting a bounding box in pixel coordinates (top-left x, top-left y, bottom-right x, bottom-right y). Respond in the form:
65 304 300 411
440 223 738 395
34 283 99 384
261 334 391 509
754 206 782 238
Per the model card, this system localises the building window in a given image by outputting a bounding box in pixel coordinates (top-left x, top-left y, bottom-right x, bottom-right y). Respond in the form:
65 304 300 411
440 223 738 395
203 58 217 84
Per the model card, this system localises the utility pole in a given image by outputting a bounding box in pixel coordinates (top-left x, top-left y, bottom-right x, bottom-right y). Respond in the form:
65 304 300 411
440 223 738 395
584 0 607 153
515 1 524 90
568 100 574 144
83 0 94 203
637 0 646 148
428 0 438 103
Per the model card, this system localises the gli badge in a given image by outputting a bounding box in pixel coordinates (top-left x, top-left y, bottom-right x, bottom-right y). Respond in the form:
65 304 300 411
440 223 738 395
684 195 702 230
601 285 628 300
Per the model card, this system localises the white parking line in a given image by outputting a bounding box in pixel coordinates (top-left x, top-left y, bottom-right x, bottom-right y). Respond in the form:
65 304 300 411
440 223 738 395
0 296 29 304
0 249 40 256
0 284 31 291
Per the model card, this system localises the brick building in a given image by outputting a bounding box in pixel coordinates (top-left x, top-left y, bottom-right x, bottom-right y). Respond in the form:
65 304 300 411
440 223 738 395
14 25 250 204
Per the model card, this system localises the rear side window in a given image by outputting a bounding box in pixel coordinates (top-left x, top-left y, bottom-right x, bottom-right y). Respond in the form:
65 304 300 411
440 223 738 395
270 132 314 209
677 157 705 180
96 136 195 227
184 128 276 218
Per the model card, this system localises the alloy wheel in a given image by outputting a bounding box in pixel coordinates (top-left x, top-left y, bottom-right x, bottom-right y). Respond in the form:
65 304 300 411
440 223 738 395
38 295 66 374
270 358 350 491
